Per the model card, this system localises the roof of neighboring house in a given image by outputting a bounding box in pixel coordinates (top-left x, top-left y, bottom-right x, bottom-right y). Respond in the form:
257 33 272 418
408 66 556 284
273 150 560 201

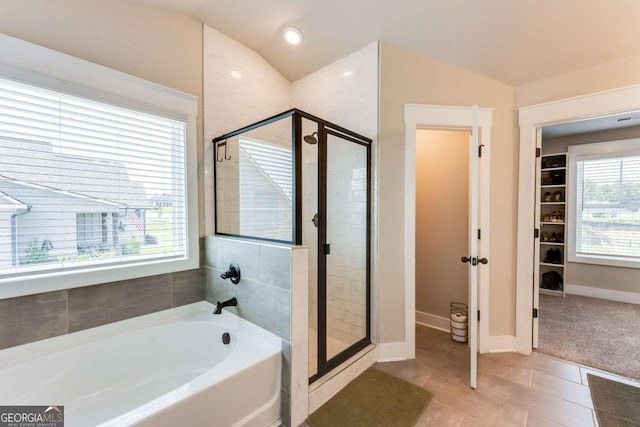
0 175 125 208
0 139 152 208
0 190 29 211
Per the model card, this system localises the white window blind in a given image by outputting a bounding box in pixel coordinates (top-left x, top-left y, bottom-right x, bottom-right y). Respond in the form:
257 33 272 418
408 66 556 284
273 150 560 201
238 137 293 241
0 77 187 277
574 153 640 263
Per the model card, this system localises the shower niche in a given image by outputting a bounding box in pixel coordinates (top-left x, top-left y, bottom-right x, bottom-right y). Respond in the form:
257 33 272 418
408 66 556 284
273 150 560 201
213 109 372 383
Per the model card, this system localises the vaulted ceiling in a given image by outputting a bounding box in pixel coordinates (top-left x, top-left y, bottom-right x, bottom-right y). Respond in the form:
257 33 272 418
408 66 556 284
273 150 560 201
126 0 640 85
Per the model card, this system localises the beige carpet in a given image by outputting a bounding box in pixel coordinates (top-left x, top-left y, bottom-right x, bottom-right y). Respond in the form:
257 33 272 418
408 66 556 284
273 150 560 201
538 294 640 381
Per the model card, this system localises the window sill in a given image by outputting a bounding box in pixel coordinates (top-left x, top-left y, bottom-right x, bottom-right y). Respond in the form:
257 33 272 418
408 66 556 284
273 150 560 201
0 256 199 299
568 254 640 270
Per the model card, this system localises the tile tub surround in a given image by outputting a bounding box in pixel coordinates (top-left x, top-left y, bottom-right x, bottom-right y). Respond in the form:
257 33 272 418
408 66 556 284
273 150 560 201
204 237 291 338
0 268 205 350
204 236 298 425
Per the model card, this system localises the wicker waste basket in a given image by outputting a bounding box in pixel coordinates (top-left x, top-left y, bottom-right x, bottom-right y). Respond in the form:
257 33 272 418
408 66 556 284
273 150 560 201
450 302 468 343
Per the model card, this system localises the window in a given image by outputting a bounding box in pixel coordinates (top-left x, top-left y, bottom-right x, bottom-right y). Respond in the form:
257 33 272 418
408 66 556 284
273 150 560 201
0 77 187 276
238 137 293 241
76 213 103 248
0 33 198 298
568 139 640 268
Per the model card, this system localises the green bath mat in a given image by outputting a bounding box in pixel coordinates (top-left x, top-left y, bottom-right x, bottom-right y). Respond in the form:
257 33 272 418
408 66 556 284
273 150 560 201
306 368 433 427
588 374 640 427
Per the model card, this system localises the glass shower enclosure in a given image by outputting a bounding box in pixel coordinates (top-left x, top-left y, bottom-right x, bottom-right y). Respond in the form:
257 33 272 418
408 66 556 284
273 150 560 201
212 109 371 382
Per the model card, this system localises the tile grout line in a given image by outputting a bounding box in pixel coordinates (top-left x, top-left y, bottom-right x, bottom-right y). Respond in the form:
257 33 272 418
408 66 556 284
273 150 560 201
65 289 69 334
169 272 174 307
488 366 597 412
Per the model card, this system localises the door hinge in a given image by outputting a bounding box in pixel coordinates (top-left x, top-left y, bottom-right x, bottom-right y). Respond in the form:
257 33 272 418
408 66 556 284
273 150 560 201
477 310 480 321
324 243 331 255
536 147 541 158
534 228 539 239
533 308 538 318
477 229 481 239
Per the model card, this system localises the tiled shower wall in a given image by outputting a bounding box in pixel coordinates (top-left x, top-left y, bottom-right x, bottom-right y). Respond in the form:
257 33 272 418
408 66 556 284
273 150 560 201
204 236 296 426
292 42 378 345
0 267 204 350
325 142 368 344
203 25 292 236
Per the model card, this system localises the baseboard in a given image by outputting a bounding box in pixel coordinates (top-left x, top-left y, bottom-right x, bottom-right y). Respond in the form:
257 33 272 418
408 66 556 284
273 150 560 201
415 310 450 332
308 346 376 413
488 335 516 353
565 283 640 305
375 341 411 362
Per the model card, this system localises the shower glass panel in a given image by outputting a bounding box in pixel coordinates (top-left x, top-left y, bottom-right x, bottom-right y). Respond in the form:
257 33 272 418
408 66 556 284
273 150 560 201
325 133 368 360
212 109 371 383
214 115 294 243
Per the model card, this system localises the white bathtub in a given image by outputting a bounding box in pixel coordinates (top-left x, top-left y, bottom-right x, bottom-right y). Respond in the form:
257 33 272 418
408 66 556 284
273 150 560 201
0 301 282 427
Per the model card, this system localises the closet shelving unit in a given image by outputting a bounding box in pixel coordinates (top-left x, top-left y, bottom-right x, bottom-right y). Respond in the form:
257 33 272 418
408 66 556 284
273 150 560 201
536 153 567 297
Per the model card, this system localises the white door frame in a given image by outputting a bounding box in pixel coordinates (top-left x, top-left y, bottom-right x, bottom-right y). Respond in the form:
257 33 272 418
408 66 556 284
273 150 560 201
404 104 492 359
515 84 640 353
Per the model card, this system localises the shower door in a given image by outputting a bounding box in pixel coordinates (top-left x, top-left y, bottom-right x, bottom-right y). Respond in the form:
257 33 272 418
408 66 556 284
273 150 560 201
311 124 371 382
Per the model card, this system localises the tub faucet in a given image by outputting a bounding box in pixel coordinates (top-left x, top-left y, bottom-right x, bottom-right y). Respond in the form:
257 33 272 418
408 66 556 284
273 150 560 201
214 297 237 314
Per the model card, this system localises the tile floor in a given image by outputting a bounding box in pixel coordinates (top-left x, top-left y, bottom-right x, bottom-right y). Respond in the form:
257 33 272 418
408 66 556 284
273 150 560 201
302 324 640 427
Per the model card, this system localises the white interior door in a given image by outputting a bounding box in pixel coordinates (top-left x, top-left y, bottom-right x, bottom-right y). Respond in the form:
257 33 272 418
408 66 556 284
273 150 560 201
466 106 481 389
532 128 542 348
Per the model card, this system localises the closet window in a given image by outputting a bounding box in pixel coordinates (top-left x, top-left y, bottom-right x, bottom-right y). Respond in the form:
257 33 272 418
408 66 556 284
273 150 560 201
568 139 640 268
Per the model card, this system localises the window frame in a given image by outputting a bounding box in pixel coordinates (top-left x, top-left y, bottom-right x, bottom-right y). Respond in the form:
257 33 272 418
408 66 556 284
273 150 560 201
0 33 199 299
567 137 640 269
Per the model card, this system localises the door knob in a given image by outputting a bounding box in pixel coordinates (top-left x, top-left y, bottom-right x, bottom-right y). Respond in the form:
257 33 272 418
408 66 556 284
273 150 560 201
461 256 487 266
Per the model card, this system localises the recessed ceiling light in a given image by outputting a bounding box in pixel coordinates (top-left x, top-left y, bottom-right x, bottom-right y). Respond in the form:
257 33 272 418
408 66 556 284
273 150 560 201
230 70 242 79
343 71 354 77
283 26 303 45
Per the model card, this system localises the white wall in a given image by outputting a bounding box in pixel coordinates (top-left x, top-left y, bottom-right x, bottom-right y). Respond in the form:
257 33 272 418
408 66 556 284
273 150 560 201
292 42 379 138
203 25 292 236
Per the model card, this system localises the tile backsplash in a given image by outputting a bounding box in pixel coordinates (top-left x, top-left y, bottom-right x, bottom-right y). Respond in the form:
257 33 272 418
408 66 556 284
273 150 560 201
0 268 204 350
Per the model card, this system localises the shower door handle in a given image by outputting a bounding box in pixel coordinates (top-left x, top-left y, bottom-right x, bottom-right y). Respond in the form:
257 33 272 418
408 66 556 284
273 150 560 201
324 243 331 255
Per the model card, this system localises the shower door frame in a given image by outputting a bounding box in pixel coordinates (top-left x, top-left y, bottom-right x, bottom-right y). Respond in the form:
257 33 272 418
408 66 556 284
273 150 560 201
308 117 372 384
212 109 301 244
211 109 372 383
